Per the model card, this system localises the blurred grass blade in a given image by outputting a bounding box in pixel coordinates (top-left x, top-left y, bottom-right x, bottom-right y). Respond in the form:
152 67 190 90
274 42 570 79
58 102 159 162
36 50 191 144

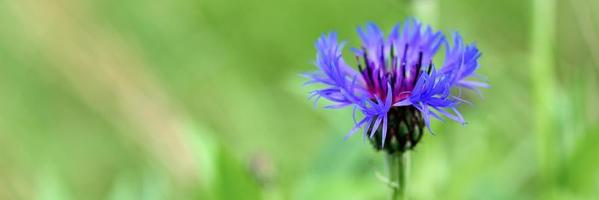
411 0 438 26
531 0 558 192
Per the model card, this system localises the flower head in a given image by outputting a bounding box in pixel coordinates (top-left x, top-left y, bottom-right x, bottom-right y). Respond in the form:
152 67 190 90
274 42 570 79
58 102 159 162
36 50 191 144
304 19 488 153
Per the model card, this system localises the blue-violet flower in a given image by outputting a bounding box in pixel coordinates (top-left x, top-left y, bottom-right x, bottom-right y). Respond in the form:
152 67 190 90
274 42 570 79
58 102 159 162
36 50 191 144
304 19 488 153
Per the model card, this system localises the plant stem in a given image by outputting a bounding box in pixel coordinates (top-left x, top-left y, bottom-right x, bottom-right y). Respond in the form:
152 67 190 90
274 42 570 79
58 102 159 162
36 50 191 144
531 0 557 192
386 151 409 200
411 0 438 27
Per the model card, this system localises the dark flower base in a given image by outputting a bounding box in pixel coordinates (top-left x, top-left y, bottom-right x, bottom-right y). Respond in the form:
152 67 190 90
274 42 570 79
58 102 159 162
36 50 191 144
368 106 425 154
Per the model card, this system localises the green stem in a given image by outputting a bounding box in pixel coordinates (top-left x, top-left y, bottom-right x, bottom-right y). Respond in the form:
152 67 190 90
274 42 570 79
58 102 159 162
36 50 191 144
411 0 438 27
531 0 557 191
386 152 409 200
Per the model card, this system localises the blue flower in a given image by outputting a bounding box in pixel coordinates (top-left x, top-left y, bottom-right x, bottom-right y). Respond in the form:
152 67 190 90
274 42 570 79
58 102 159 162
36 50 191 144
304 19 487 152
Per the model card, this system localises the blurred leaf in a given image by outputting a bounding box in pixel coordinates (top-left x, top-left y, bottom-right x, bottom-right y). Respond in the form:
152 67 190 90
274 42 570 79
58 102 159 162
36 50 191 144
212 147 262 200
37 167 72 200
561 126 599 196
292 133 386 200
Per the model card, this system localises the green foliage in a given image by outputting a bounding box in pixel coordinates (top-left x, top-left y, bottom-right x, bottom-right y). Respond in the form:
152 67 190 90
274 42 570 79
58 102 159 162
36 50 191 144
0 0 598 199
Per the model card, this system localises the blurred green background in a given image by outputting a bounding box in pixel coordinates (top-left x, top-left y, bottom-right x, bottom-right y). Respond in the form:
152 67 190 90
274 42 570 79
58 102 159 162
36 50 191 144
0 0 598 199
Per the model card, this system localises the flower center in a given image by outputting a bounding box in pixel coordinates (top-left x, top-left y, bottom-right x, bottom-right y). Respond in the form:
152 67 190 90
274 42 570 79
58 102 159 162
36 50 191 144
356 44 433 103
